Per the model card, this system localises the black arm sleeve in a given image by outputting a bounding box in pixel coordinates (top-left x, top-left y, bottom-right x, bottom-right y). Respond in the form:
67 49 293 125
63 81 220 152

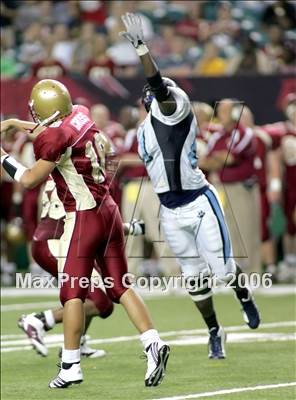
147 71 170 102
146 71 176 116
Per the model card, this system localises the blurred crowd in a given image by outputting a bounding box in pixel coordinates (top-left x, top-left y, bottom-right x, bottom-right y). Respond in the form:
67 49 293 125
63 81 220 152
1 0 296 79
1 91 295 285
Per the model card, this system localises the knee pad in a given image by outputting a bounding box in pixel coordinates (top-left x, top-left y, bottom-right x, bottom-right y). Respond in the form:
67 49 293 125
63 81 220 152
214 258 236 284
87 288 114 318
185 275 213 302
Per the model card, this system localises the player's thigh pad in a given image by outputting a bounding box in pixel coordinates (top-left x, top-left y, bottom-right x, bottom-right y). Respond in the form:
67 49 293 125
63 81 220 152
195 186 236 283
97 205 130 303
59 211 105 305
31 240 59 278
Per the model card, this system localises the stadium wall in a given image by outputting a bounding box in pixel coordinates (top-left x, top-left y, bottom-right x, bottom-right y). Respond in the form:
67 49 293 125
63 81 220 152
1 74 295 124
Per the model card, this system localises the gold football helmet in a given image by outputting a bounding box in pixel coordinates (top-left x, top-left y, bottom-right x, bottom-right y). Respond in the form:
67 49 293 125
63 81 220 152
29 79 73 126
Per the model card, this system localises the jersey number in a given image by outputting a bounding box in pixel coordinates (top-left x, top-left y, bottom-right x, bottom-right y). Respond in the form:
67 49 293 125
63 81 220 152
85 133 106 183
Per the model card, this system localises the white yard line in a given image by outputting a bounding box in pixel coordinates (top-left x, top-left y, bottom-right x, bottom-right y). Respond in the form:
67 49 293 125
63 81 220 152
1 301 58 312
1 321 295 352
1 284 295 298
149 382 296 400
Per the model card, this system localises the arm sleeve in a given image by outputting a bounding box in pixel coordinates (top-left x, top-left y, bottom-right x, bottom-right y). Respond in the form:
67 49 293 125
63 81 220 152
150 87 191 126
34 128 68 162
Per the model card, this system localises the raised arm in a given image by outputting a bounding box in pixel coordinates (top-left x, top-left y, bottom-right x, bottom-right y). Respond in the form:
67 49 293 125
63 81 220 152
120 13 176 116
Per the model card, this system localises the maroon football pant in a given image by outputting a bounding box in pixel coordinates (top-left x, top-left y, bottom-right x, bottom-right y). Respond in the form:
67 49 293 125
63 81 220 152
31 239 113 318
33 195 129 305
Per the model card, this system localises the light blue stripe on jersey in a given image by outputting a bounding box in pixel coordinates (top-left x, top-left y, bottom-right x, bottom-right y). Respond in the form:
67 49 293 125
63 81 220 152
204 189 231 264
138 128 152 164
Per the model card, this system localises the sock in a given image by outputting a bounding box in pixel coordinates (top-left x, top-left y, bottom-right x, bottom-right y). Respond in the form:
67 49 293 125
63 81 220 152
140 329 160 350
62 348 80 364
204 312 219 332
234 286 251 302
233 264 251 302
43 310 55 330
35 311 55 331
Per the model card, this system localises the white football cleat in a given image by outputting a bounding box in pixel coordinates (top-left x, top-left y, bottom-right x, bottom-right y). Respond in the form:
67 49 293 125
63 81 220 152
80 336 106 358
49 362 83 388
18 314 48 357
144 341 170 387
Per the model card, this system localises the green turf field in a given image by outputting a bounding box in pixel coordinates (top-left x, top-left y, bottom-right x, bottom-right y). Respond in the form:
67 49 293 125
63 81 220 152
1 291 295 400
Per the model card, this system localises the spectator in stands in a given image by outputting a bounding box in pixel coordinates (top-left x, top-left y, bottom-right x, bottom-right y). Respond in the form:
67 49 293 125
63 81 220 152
31 42 66 79
262 0 296 30
0 30 18 78
210 0 240 44
72 22 97 73
199 99 262 273
265 25 285 71
194 41 227 76
14 0 42 31
279 40 296 74
18 22 46 70
227 35 273 75
86 33 115 78
157 34 196 77
79 0 107 25
51 23 76 69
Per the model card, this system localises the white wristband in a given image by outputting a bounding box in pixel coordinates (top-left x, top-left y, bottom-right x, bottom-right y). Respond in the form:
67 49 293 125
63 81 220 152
136 44 149 56
269 178 282 192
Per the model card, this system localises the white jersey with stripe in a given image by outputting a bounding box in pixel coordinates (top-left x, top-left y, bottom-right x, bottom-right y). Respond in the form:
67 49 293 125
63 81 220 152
137 86 207 193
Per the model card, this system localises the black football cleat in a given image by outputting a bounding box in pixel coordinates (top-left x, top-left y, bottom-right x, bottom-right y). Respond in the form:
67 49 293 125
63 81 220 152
208 327 226 359
240 293 260 329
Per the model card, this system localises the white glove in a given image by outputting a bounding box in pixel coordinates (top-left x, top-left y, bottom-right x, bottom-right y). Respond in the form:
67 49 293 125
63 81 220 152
119 12 145 49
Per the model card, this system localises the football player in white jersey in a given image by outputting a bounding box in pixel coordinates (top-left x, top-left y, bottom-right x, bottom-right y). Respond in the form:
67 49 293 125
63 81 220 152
120 13 260 359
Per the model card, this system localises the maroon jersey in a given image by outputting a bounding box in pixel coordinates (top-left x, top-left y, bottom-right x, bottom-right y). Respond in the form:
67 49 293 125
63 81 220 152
263 121 296 191
207 124 256 183
253 128 273 190
33 105 110 212
263 121 296 234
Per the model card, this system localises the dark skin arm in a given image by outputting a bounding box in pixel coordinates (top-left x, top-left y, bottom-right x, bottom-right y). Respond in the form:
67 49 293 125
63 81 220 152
139 51 177 116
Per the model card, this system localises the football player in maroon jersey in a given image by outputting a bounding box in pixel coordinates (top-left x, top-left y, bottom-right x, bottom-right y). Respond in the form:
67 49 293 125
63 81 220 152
0 79 170 388
240 106 278 277
18 177 145 359
263 94 296 277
